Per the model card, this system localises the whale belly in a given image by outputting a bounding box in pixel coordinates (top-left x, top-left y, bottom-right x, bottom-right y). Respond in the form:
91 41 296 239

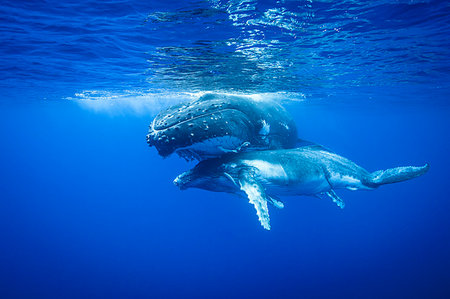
242 159 331 196
284 172 331 196
264 180 330 197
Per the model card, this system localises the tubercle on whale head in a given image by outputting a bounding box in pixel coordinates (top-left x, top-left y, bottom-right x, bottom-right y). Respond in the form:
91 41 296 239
147 109 254 159
151 95 232 132
146 129 175 157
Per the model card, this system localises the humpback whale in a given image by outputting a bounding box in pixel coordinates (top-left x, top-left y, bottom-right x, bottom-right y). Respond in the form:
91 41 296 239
173 146 429 230
147 93 298 161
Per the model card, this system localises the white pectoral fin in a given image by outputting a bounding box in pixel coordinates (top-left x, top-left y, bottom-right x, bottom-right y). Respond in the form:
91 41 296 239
268 195 284 209
238 170 271 230
316 190 345 209
326 189 345 209
222 172 238 187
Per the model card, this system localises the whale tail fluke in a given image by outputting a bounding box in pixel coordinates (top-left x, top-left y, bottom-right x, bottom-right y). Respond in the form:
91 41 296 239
367 163 430 187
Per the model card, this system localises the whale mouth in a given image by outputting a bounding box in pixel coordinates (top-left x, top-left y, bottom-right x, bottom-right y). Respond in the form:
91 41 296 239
176 149 201 161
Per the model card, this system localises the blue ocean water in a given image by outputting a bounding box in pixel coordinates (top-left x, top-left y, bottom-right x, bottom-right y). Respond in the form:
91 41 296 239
0 0 449 298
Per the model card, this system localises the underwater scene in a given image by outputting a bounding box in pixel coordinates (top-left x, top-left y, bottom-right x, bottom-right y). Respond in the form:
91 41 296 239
1 0 449 298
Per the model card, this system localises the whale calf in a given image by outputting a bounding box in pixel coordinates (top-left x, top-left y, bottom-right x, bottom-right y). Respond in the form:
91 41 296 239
147 93 298 161
173 145 429 230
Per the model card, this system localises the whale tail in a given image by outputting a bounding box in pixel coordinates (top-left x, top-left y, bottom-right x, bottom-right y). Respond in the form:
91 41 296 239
366 163 429 187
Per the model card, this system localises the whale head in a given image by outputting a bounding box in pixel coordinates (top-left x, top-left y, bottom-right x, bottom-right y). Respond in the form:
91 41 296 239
173 158 237 193
147 93 298 161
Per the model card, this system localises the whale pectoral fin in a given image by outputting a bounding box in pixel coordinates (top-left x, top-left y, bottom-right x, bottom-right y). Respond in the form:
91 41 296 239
238 170 271 230
325 190 345 209
218 141 250 154
268 195 284 209
222 172 238 187
327 190 345 209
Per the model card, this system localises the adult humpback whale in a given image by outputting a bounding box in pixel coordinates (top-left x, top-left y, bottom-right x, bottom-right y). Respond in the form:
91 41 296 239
147 93 298 160
173 146 429 230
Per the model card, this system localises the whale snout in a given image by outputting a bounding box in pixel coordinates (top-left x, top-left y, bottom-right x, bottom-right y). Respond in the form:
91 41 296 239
146 129 174 157
173 176 185 190
173 171 193 190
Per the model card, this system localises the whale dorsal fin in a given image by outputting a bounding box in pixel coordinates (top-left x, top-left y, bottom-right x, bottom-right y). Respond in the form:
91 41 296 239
238 169 271 230
296 139 334 153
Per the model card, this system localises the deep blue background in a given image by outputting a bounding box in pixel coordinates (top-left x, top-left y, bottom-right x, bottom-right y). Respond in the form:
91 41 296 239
1 99 448 298
1 0 450 298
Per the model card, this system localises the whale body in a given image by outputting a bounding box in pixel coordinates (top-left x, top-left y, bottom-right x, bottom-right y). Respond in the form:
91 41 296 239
147 93 298 160
173 146 429 230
